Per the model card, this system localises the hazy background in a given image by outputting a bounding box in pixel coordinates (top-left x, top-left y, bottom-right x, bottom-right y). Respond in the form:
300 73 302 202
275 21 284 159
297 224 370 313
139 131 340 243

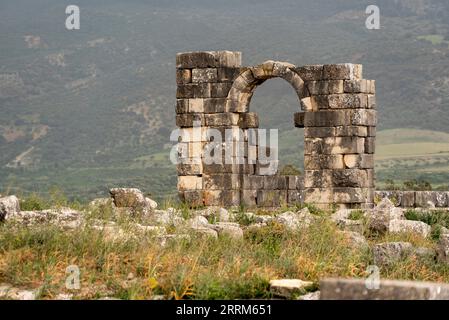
1 0 449 201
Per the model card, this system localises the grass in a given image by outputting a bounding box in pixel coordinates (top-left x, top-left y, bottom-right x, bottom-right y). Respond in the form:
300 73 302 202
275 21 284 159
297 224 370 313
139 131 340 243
2 195 449 299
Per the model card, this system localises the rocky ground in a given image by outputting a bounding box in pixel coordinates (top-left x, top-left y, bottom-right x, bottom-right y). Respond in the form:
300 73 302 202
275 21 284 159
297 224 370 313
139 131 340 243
1 189 449 300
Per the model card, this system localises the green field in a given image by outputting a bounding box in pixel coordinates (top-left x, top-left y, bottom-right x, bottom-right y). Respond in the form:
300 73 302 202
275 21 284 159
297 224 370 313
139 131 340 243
376 129 449 188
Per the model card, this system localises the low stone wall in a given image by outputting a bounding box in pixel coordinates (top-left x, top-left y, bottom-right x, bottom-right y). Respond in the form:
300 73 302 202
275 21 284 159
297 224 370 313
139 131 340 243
375 190 449 208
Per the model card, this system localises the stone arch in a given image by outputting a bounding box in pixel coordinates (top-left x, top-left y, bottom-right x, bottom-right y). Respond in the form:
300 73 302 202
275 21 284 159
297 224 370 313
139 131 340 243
226 60 310 113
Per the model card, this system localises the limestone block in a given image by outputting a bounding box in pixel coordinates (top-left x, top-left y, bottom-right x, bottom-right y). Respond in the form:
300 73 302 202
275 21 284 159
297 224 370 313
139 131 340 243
343 80 368 93
210 82 232 98
217 67 240 82
335 126 368 137
294 65 324 81
303 110 350 127
176 84 195 98
327 94 368 109
241 189 257 207
304 138 323 155
257 190 285 207
269 279 314 299
294 112 305 128
176 99 189 114
364 137 376 154
310 95 329 110
367 126 377 137
203 174 240 190
176 69 192 84
367 95 376 109
177 163 203 176
323 137 365 154
332 169 370 188
343 154 374 169
333 188 367 203
204 113 239 126
188 98 204 113
193 83 212 98
176 51 242 68
287 175 304 190
304 170 332 188
306 81 328 95
304 154 345 170
322 64 362 80
179 127 208 143
328 80 344 94
350 109 377 126
203 98 227 113
288 190 305 205
178 176 203 191
203 190 222 206
304 188 333 203
320 278 449 300
239 112 259 128
304 127 335 138
183 191 204 207
242 175 264 190
368 80 376 94
401 191 415 207
192 68 218 83
176 114 204 128
300 97 314 111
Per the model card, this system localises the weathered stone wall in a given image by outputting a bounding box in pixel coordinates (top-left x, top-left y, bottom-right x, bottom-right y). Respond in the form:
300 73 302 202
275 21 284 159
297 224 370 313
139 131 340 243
376 190 449 208
175 51 377 209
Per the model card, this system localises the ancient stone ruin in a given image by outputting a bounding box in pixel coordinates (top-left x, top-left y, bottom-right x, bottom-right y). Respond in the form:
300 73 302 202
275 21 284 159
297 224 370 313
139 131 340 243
175 51 376 209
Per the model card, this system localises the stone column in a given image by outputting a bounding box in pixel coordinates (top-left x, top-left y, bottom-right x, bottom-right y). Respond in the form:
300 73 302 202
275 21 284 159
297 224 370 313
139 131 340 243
295 64 376 209
175 51 242 207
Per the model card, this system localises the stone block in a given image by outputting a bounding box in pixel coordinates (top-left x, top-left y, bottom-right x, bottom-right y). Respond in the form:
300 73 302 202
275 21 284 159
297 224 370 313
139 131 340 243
303 110 349 127
327 94 368 109
306 81 328 95
365 137 376 154
288 190 304 205
176 99 189 114
367 95 376 109
178 176 203 191
333 188 367 203
239 112 259 128
203 174 240 190
323 136 365 154
188 98 204 113
176 51 242 68
343 154 374 169
310 95 329 110
401 191 415 208
320 278 449 300
176 84 195 98
242 175 264 190
294 112 305 128
193 83 212 98
304 154 345 170
176 69 192 84
294 65 324 81
343 80 368 93
183 190 204 207
351 109 377 126
177 163 203 176
367 126 376 137
335 126 368 137
217 67 240 82
332 170 370 188
257 190 285 207
304 170 332 188
210 82 232 98
176 114 204 128
287 175 304 190
304 188 333 203
204 113 239 126
304 127 335 138
192 68 218 83
241 189 257 207
203 98 226 113
322 64 362 80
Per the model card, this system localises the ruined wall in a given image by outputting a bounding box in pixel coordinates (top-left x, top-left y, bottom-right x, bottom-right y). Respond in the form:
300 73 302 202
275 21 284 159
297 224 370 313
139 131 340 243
175 51 377 209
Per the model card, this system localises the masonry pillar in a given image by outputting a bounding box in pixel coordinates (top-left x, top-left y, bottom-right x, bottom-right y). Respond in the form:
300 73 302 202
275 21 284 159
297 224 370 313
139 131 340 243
294 64 377 209
175 51 242 207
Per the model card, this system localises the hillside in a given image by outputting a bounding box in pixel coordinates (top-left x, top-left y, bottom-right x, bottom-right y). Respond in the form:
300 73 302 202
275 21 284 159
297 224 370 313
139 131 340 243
1 0 449 200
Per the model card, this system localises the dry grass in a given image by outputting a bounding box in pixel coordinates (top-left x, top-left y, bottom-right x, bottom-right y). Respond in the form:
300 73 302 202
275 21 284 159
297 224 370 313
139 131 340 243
1 203 449 300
